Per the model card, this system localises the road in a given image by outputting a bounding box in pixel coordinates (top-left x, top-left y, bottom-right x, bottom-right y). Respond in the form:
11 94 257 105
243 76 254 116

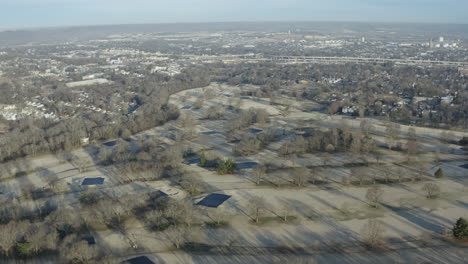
184 54 468 67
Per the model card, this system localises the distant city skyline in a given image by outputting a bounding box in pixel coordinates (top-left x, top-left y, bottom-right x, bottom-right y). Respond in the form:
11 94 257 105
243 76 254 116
1 0 468 29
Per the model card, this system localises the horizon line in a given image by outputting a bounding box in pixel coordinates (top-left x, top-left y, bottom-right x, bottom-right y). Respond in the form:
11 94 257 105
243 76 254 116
2 19 468 32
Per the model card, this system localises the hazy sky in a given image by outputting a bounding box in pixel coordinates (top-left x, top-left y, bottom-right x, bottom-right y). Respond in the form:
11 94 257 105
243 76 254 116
1 0 468 29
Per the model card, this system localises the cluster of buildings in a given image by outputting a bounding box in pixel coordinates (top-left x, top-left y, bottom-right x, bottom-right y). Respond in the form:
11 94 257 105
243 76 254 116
0 29 466 124
429 36 459 49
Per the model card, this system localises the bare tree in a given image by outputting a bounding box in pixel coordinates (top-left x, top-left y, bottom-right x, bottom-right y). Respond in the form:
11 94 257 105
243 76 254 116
415 162 427 182
165 200 183 220
166 225 185 249
0 221 26 257
292 167 309 187
310 168 321 185
165 199 195 227
382 168 392 184
322 153 332 166
19 179 36 201
433 148 442 163
361 219 386 249
100 202 128 231
327 101 341 115
45 206 81 237
209 208 228 225
204 88 216 100
385 122 400 150
62 240 99 263
24 223 58 255
225 231 241 247
98 147 113 165
407 127 417 140
50 177 68 193
267 174 285 188
180 94 189 103
79 207 101 232
146 210 169 231
360 119 373 136
256 109 270 125
234 96 244 111
405 139 420 160
365 186 384 208
279 202 294 222
396 167 405 183
350 136 363 155
160 145 183 168
320 172 329 184
179 112 196 128
252 164 266 185
422 183 440 199
351 168 368 186
369 166 379 185
249 196 267 224
373 150 383 165
193 97 204 109
75 159 90 173
341 175 351 186
205 105 225 120
165 225 200 249
418 231 433 247
280 104 292 117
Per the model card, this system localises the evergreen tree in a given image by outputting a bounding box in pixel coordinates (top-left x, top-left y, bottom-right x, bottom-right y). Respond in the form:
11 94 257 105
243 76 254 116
453 217 468 239
199 152 207 167
434 168 444 178
216 159 236 174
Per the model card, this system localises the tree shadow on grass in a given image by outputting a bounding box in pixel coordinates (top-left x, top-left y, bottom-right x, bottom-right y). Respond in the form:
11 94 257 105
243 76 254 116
382 203 447 234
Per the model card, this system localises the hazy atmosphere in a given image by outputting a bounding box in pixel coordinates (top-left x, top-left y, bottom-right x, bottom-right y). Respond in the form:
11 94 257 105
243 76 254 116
2 0 468 29
1 0 468 263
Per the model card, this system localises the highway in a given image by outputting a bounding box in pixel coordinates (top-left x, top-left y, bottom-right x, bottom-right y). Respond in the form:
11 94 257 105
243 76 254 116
190 54 468 67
